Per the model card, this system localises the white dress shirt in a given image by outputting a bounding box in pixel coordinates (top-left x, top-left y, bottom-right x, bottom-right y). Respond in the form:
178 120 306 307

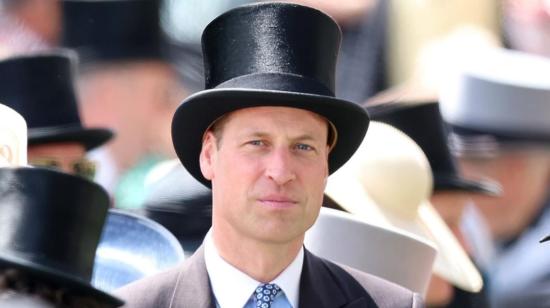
204 231 303 308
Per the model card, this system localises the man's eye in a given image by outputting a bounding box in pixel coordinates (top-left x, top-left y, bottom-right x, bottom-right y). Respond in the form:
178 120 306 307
295 143 314 151
248 140 264 146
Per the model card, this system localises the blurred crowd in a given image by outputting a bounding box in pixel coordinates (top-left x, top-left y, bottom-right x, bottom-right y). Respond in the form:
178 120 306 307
0 0 549 307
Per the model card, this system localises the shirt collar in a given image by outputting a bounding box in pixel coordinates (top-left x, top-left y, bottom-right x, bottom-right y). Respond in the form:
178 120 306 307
204 230 303 308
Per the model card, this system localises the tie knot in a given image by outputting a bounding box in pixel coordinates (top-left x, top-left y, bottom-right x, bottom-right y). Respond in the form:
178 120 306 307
254 283 281 308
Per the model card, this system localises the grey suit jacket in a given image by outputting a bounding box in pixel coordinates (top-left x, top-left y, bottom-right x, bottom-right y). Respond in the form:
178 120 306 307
115 246 424 308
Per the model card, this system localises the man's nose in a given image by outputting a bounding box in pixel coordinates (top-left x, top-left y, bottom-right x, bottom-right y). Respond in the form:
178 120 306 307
265 148 296 185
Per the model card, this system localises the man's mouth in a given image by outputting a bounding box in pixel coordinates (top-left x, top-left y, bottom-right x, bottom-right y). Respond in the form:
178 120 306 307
258 195 298 208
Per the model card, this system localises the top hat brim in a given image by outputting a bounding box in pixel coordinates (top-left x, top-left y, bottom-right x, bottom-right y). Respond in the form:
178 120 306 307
0 252 123 306
434 175 502 196
172 88 369 187
28 126 113 151
92 210 185 292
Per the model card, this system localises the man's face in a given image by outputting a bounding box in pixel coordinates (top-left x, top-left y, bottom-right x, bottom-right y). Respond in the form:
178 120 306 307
458 148 550 240
28 142 93 179
425 191 473 307
77 61 183 168
200 106 330 245
430 191 471 247
503 0 550 57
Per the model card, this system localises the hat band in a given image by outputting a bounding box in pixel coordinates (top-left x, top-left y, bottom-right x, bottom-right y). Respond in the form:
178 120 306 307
448 125 550 158
212 72 335 97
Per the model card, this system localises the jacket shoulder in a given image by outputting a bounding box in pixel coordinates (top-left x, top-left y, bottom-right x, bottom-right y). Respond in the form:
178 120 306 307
341 264 424 308
114 266 183 308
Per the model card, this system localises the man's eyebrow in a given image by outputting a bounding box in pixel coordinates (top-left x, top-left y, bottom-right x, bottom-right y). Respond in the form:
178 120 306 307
241 131 323 143
240 131 270 139
292 134 323 143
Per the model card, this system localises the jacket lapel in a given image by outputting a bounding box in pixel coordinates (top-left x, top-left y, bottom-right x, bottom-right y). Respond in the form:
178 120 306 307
299 249 378 308
168 246 378 308
170 246 216 308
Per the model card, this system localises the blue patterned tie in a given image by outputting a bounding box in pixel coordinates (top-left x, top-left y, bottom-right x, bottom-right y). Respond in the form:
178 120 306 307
254 283 281 308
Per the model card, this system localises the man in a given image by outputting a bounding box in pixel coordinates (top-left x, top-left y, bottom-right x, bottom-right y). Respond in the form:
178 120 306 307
0 0 60 57
439 47 550 307
0 51 112 180
502 0 550 58
0 106 119 308
117 3 423 307
62 0 192 209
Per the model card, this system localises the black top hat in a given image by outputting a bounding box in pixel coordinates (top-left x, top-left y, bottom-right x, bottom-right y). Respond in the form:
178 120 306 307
171 2 369 186
0 52 112 150
142 163 212 251
61 0 168 64
0 167 123 306
367 102 501 195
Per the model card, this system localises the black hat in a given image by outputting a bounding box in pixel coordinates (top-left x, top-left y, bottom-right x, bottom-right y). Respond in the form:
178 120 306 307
61 0 168 64
0 51 112 150
367 102 501 195
171 2 370 186
142 162 212 253
0 167 123 306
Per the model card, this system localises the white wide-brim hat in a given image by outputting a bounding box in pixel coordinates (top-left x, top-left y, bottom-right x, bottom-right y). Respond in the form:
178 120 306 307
305 207 437 295
0 103 27 166
325 122 483 292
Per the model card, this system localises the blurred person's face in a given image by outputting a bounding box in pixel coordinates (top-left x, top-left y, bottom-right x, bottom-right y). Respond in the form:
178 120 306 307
431 191 471 249
77 61 184 169
458 148 550 241
10 0 61 45
28 142 94 179
503 0 550 57
425 191 472 306
281 0 375 25
425 274 454 307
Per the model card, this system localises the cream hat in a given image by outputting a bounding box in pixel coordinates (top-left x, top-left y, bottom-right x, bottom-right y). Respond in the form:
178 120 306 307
305 207 437 295
0 103 27 166
325 121 483 292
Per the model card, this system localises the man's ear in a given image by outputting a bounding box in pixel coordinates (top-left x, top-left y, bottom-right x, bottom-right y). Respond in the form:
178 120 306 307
199 131 216 181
